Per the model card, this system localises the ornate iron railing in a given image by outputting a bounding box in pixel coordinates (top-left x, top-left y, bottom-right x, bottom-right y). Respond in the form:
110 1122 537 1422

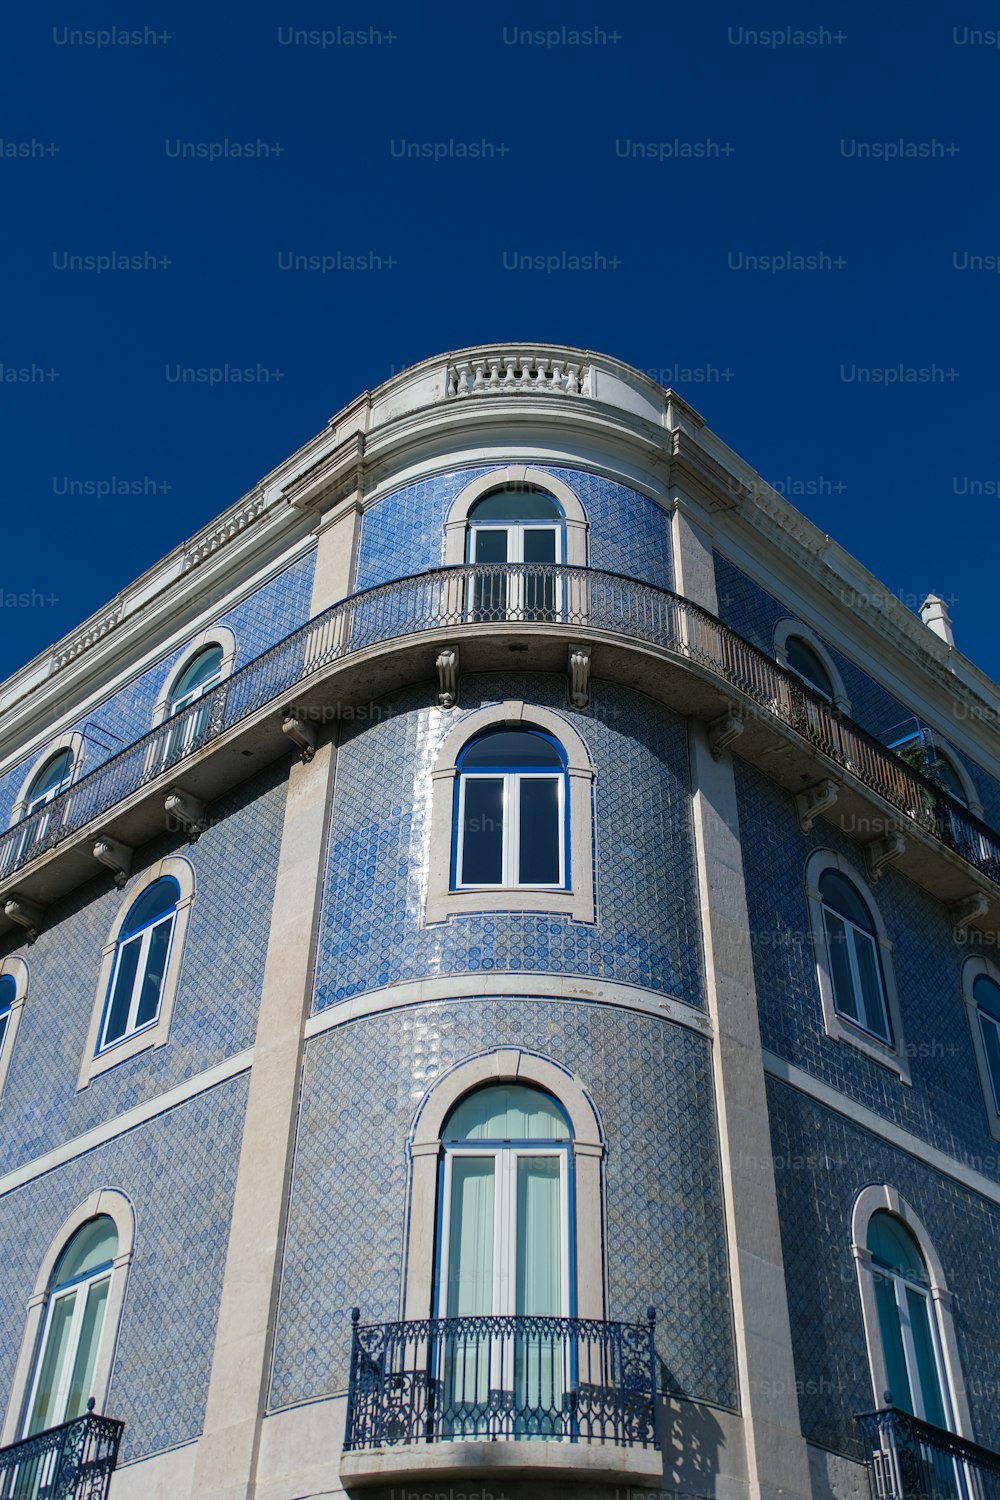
858 1407 1000 1500
0 1406 123 1500
343 1308 659 1450
2 563 999 891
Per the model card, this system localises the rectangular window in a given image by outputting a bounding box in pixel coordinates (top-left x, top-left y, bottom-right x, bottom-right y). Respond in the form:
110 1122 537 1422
100 914 174 1051
456 775 564 890
518 779 561 885
825 910 891 1043
459 779 505 886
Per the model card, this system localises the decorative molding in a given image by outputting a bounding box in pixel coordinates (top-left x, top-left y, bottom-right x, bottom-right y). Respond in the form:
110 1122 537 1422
52 606 125 672
3 897 42 943
281 713 318 763
92 836 133 888
447 354 590 398
435 648 459 709
182 490 269 571
164 788 205 840
951 892 990 937
864 832 906 883
567 645 590 708
708 704 744 760
797 779 839 832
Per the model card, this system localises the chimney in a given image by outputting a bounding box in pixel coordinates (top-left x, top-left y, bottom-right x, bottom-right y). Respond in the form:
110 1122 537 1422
919 594 955 647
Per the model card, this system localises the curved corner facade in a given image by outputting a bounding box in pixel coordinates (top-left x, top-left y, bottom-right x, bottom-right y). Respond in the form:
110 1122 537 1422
0 345 999 1500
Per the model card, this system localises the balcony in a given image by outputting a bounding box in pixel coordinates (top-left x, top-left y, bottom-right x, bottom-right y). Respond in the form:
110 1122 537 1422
1 564 998 938
858 1406 1000 1500
340 1309 662 1489
0 1406 123 1500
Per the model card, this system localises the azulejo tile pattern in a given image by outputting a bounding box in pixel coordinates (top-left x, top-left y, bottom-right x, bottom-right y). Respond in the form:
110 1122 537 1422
0 764 286 1177
713 551 1000 830
268 1001 736 1412
0 1073 249 1464
0 549 316 825
355 464 673 593
313 672 704 1011
766 1077 1000 1458
735 758 1000 1181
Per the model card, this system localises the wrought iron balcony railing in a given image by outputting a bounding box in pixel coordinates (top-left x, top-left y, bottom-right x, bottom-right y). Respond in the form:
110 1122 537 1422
343 1309 660 1450
2 563 999 892
0 1405 123 1500
858 1406 1000 1500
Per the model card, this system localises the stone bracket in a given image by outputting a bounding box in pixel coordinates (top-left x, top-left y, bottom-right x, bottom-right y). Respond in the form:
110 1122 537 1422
165 788 206 842
436 648 459 709
797 779 839 832
567 645 591 708
282 712 318 763
92 836 133 888
708 704 744 760
5 896 43 943
951 892 990 938
865 832 906 883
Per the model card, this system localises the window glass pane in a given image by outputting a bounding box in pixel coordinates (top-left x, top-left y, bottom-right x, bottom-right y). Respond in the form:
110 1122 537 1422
171 645 223 704
518 778 561 885
873 1274 913 1414
460 779 504 885
103 936 141 1046
819 871 875 932
471 528 510 564
446 1158 495 1316
462 730 561 769
979 1014 1000 1112
0 1012 8 1057
974 975 1000 1022
122 877 179 936
468 490 561 521
786 638 834 698
65 1277 110 1421
55 1218 119 1284
28 1291 76 1434
445 1085 571 1141
906 1286 947 1428
854 930 891 1041
867 1213 927 1280
824 910 860 1022
522 529 557 563
516 1157 562 1316
0 974 15 1010
135 918 172 1028
28 750 74 802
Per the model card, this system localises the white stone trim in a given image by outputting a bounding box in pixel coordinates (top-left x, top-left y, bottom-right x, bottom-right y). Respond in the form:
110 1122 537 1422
304 971 713 1039
8 732 85 826
442 465 588 567
0 955 28 1101
0 1049 252 1201
151 628 237 727
933 741 983 818
773 619 851 713
804 849 911 1083
851 1185 972 1436
962 956 1000 1142
763 1051 1000 1206
77 858 196 1090
1 1188 136 1444
403 1049 606 1321
424 700 596 925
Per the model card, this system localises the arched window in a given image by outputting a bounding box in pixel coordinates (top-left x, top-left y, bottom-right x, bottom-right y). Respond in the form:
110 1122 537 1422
159 644 224 764
966 965 1000 1134
819 869 891 1043
98 877 180 1053
466 489 564 620
773 621 849 712
23 1217 119 1435
805 853 908 1076
0 975 15 1059
866 1212 951 1427
23 750 74 818
454 728 566 890
0 959 28 1098
785 636 835 700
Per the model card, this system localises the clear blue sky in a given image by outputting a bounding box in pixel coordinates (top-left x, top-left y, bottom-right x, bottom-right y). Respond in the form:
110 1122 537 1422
3 2 998 683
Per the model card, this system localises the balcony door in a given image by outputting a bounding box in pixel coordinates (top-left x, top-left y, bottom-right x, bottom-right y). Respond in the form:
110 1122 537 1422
437 1084 572 1437
466 490 563 621
868 1212 951 1429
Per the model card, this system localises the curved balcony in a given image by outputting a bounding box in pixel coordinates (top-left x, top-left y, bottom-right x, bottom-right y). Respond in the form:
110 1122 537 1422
857 1404 1000 1500
340 1309 661 1490
1 565 998 933
0 1404 123 1500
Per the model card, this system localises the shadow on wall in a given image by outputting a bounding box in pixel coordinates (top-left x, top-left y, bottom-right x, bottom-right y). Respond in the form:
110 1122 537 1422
660 1388 730 1498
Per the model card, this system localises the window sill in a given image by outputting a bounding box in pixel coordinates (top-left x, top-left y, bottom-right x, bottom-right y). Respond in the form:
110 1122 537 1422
827 1011 912 1085
78 1019 164 1090
425 887 593 925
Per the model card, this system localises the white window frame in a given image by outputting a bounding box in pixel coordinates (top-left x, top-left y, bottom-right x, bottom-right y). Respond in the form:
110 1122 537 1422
869 1259 952 1426
467 520 564 621
962 957 1000 1142
455 769 566 891
425 702 595 925
5 736 84 872
78 858 195 1090
148 629 236 775
805 851 910 1083
443 467 589 568
821 901 891 1043
22 1262 113 1436
97 904 177 1054
0 957 28 1101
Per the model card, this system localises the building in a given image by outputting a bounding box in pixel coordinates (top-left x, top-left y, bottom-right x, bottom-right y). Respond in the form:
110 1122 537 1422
0 344 998 1500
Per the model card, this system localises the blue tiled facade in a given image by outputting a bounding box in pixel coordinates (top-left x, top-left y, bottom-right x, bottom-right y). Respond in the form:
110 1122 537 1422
735 757 1000 1180
0 1073 249 1464
355 465 673 593
313 673 704 1010
269 1001 736 1413
0 548 316 826
0 763 286 1177
767 1077 1000 1458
